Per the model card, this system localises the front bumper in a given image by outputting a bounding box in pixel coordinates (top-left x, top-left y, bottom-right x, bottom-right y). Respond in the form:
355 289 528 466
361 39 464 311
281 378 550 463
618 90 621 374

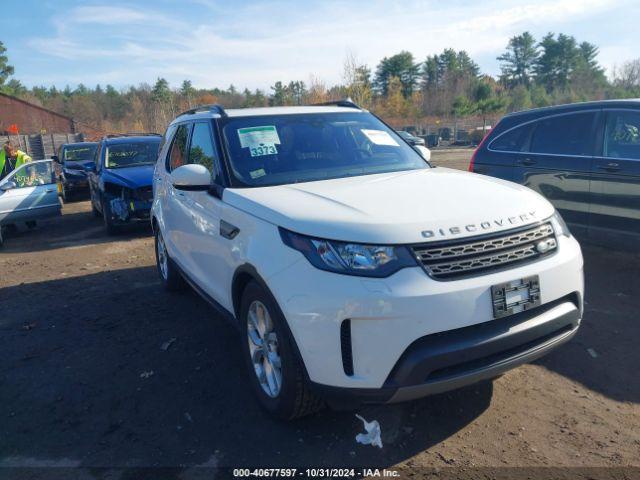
267 234 583 400
312 295 579 406
107 197 152 224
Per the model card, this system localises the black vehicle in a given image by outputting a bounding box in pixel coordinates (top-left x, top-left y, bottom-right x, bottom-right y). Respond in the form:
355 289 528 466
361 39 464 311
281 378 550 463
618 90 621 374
52 142 98 201
470 99 640 248
396 130 425 146
88 134 161 234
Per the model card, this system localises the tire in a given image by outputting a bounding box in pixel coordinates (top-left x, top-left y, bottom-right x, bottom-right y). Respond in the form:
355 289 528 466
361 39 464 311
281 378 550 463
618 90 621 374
240 281 323 419
0 227 4 248
154 228 185 291
102 197 119 235
92 202 101 217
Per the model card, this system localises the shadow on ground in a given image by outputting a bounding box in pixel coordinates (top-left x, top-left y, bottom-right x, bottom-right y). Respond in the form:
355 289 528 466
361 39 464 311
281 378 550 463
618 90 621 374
535 242 640 404
0 267 492 470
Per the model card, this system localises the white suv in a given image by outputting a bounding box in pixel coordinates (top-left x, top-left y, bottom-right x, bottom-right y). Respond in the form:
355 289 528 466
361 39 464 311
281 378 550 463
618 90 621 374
151 101 584 419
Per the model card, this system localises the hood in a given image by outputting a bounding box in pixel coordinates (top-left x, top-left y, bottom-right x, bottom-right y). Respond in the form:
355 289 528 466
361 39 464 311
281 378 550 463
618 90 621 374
223 168 555 244
103 165 154 189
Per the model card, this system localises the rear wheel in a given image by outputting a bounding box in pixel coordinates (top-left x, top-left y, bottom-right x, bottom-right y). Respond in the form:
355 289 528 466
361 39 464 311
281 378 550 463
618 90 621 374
154 228 185 291
240 281 323 419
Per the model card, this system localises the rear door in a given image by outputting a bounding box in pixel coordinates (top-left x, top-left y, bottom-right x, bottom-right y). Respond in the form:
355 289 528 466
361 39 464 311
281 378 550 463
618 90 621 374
589 108 640 243
478 121 535 180
0 161 60 224
513 110 599 234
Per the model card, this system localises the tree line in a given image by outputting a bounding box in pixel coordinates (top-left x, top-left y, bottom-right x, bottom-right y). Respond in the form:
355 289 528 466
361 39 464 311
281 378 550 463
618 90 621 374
1 32 640 135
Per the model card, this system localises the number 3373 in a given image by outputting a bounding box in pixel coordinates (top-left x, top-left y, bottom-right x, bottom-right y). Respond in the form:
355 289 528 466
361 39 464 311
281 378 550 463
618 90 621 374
250 144 277 157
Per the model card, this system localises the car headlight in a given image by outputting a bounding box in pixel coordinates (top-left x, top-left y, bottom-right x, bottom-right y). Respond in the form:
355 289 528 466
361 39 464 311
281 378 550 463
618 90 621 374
550 210 571 237
280 228 418 277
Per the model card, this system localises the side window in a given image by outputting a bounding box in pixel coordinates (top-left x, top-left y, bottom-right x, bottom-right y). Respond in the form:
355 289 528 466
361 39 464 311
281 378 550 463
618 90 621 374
168 124 189 172
604 110 640 160
490 123 533 152
189 122 221 184
530 112 596 156
14 162 54 188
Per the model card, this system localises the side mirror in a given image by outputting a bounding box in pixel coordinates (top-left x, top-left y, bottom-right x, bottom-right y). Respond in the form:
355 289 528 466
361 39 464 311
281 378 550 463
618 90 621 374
0 181 17 191
171 164 211 191
85 162 96 172
414 145 431 162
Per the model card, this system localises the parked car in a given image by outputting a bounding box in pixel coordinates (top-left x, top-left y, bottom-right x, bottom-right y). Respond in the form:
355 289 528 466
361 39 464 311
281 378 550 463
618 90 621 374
0 159 62 246
152 101 583 420
396 130 426 146
469 99 640 248
88 134 161 234
53 141 98 201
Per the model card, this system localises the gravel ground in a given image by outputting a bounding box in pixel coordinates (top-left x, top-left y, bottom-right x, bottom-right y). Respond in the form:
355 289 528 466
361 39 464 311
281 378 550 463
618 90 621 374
0 155 638 478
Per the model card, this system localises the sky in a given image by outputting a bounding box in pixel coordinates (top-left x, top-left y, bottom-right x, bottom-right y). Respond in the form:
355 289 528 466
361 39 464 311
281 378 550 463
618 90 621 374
3 0 639 91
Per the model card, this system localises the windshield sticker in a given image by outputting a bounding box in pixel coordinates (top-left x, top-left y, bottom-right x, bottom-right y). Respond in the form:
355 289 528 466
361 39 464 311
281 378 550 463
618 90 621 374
249 168 267 179
238 126 280 148
361 129 399 147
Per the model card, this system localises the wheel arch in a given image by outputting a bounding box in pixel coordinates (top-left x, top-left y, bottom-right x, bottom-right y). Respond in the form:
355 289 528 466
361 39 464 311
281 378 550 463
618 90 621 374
232 263 310 381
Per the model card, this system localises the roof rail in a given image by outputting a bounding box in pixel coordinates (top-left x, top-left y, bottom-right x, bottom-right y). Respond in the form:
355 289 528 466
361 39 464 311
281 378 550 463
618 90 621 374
104 132 162 139
178 104 227 118
311 98 361 109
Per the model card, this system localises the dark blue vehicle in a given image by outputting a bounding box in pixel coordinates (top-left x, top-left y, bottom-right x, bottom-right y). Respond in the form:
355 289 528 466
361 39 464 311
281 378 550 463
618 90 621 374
88 134 161 234
470 99 640 249
53 142 98 201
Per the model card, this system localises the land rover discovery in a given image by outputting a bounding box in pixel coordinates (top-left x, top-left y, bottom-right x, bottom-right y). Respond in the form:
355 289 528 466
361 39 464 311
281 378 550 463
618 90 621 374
151 101 584 419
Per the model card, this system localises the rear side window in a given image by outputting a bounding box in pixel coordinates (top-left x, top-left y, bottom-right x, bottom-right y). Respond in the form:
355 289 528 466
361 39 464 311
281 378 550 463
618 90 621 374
604 110 640 160
168 124 189 171
489 123 532 152
530 112 595 156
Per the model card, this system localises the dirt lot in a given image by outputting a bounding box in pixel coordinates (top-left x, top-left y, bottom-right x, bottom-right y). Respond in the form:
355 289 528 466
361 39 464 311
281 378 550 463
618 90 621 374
1 153 639 478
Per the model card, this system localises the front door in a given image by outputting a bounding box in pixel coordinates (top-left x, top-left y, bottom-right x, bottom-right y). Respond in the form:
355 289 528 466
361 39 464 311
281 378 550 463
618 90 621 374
0 161 60 224
590 109 640 244
175 121 229 307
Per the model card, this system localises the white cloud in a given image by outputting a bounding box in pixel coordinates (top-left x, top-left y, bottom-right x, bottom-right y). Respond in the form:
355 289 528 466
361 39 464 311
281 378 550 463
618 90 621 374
25 0 628 90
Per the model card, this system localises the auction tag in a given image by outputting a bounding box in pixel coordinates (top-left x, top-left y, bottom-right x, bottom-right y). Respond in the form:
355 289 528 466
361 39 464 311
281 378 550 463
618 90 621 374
249 144 277 157
362 129 399 146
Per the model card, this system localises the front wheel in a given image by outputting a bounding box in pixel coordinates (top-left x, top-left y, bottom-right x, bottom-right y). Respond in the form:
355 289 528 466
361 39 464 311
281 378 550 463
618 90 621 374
240 281 323 419
102 198 119 235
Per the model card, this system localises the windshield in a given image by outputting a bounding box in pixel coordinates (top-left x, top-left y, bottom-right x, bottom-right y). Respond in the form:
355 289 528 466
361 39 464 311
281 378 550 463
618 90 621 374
105 141 160 169
222 112 428 187
63 145 97 162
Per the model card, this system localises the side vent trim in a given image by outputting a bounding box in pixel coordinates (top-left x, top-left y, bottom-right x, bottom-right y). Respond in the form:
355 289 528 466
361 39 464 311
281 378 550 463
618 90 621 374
340 319 354 376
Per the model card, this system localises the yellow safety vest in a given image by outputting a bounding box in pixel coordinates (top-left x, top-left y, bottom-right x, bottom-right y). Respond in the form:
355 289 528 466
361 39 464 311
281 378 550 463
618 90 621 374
0 149 31 175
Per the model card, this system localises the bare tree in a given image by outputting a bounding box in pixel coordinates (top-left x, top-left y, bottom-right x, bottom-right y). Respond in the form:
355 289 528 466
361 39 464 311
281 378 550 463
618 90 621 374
612 59 640 88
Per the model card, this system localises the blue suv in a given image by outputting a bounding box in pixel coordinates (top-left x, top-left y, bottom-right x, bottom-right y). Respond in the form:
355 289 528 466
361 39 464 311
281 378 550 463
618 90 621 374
88 134 161 234
470 99 640 248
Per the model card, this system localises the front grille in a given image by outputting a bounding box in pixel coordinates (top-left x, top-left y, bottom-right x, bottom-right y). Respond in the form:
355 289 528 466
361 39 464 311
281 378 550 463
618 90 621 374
413 222 556 280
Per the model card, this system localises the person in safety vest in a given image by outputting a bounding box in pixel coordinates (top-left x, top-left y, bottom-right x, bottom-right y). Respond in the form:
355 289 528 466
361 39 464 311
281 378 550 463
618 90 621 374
0 141 32 180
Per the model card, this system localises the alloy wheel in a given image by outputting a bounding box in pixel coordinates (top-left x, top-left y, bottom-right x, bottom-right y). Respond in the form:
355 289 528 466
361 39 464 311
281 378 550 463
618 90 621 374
247 300 282 398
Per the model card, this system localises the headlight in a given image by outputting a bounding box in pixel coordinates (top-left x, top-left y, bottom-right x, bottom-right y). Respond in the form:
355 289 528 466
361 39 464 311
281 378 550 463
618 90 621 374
550 210 571 237
279 228 418 277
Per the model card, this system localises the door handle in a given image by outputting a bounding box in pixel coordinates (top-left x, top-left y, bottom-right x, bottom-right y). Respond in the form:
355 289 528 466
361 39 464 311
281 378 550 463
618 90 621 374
597 162 621 172
45 188 55 193
520 158 537 166
220 220 240 239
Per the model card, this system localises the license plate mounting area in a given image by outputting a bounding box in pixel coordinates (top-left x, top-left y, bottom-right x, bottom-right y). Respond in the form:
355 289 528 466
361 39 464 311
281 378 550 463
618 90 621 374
491 275 541 319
